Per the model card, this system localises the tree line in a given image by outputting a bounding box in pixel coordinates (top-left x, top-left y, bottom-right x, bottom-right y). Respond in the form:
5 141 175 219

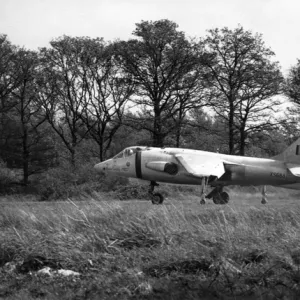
0 19 300 190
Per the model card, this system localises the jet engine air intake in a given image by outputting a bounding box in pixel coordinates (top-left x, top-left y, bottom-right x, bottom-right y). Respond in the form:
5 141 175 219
164 163 179 175
146 161 178 175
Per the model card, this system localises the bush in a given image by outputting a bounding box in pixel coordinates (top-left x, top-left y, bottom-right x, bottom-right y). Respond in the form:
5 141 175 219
0 160 19 194
34 162 129 200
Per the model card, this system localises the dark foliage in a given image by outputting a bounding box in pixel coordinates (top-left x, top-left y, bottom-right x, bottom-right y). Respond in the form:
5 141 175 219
17 255 62 273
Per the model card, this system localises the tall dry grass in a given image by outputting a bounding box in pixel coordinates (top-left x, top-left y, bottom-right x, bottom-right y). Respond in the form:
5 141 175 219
1 196 300 299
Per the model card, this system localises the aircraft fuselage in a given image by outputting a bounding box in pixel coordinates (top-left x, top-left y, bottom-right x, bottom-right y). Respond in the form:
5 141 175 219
95 147 300 190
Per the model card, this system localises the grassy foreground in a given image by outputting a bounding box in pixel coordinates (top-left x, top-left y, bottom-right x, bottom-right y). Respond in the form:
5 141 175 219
1 191 300 299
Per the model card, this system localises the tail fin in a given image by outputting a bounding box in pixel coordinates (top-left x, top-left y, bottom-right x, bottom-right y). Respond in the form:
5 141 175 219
273 137 300 164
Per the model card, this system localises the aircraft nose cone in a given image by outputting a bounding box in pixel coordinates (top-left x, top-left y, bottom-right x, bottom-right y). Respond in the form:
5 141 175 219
94 159 112 173
94 162 106 173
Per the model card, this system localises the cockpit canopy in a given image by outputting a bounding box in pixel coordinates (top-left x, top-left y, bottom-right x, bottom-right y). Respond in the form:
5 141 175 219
113 146 147 159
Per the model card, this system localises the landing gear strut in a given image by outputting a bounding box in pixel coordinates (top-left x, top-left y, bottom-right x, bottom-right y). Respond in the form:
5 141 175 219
207 186 230 205
261 185 267 204
149 181 164 205
200 177 208 205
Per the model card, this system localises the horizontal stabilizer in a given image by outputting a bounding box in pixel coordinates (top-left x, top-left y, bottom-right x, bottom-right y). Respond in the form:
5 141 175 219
175 154 225 178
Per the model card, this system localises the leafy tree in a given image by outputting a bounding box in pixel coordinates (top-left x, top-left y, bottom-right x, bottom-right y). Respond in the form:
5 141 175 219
0 35 19 164
109 113 151 155
3 49 56 185
115 19 208 147
0 34 18 113
285 59 300 129
281 59 300 153
246 129 288 158
203 26 283 155
286 59 300 104
184 109 228 152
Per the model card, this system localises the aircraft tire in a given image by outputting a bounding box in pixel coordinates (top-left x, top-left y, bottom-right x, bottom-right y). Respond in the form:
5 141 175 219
213 192 229 204
219 192 229 204
151 193 164 205
212 195 220 204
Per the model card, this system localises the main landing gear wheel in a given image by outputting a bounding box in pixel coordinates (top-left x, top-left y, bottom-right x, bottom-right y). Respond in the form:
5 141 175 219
149 181 164 205
151 193 164 205
213 192 229 205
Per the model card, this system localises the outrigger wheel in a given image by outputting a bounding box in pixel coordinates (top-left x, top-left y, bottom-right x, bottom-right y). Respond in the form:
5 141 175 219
149 181 164 205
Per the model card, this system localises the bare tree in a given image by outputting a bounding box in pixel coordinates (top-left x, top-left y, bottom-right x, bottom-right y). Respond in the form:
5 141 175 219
38 36 133 163
203 26 283 155
74 40 135 161
38 36 91 166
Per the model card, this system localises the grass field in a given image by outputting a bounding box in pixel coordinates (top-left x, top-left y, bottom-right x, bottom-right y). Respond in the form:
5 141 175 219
1 188 300 299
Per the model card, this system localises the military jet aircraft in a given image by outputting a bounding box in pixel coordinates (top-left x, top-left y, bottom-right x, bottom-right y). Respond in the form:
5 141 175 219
94 138 300 205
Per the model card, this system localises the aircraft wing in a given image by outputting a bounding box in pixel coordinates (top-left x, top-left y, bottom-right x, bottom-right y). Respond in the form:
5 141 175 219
175 154 225 178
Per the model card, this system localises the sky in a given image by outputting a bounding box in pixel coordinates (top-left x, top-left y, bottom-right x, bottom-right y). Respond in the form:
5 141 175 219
1 0 299 74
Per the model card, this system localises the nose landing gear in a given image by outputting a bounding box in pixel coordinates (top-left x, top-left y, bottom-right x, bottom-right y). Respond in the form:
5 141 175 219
149 181 164 204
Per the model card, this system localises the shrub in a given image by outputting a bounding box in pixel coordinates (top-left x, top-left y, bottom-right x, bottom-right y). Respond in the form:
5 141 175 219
34 162 129 200
0 160 19 194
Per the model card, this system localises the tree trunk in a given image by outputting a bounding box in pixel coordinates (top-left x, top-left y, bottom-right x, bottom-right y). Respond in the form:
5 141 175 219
175 109 183 148
153 103 164 147
153 130 164 147
228 109 235 154
20 95 29 186
22 128 29 186
99 142 104 162
70 149 76 168
239 125 246 156
70 132 77 167
175 125 181 148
